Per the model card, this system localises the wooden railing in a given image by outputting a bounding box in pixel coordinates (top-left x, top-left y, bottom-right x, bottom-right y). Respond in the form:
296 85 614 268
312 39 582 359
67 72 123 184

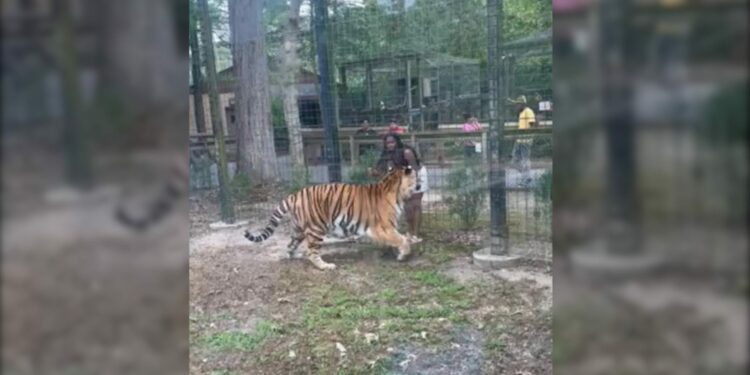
190 125 552 166
301 125 552 165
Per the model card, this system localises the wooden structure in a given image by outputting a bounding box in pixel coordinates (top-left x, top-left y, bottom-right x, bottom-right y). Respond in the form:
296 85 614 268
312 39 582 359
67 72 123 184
189 124 551 168
337 53 482 131
189 66 320 136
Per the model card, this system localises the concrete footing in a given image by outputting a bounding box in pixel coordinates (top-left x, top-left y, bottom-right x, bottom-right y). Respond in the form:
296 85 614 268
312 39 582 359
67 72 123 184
472 247 522 270
209 220 249 230
570 250 664 280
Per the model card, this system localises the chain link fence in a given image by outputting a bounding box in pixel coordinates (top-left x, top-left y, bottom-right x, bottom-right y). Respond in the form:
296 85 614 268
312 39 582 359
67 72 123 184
189 0 553 254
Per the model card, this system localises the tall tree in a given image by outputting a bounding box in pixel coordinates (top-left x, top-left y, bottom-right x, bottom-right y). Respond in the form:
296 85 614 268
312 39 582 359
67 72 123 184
198 0 236 222
190 1 207 134
280 0 306 169
230 0 279 180
54 0 92 188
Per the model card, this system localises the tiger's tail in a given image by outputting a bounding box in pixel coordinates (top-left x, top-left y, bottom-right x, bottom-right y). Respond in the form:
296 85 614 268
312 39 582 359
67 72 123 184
244 197 292 242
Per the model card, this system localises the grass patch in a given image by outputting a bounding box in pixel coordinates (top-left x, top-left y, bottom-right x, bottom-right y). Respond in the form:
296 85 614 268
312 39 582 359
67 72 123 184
299 268 473 338
422 213 490 234
411 270 452 287
485 338 506 351
201 320 282 352
380 288 397 302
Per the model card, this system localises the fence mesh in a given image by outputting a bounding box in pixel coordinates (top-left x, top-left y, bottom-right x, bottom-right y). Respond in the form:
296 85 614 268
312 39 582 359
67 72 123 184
189 0 553 255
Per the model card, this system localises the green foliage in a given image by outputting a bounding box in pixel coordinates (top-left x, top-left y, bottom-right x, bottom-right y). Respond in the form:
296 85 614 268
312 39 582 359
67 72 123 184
444 159 487 230
230 172 251 200
347 148 381 184
531 135 553 158
700 82 747 145
533 169 552 223
504 0 552 43
271 97 286 128
534 169 552 203
287 165 310 193
202 320 281 352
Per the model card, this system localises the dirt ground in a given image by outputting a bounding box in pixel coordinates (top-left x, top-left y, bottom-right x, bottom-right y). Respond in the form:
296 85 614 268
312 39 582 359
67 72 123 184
2 135 188 374
189 191 552 374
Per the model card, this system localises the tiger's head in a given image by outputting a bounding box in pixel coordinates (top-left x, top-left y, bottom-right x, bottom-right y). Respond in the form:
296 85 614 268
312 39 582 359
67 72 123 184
383 165 418 199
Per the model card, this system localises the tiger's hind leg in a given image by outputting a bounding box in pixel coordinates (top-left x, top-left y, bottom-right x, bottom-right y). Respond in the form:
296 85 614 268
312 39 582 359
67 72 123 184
369 227 412 262
287 226 305 258
303 231 337 270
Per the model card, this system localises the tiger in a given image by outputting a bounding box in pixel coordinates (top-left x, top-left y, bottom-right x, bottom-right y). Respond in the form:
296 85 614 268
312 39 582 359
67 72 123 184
244 165 419 270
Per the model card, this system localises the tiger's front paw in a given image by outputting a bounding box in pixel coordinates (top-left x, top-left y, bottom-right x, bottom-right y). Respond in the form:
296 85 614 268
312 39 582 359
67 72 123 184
396 246 412 261
320 262 337 270
309 255 337 270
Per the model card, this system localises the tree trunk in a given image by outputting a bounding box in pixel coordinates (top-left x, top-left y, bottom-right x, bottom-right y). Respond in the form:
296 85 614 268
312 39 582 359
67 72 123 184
98 0 187 151
198 0 235 223
100 0 185 113
55 0 92 188
189 2 207 134
230 0 279 181
281 0 306 168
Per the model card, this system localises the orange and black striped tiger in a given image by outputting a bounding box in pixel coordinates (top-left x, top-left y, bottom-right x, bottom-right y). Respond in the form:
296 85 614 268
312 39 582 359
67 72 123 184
245 165 419 270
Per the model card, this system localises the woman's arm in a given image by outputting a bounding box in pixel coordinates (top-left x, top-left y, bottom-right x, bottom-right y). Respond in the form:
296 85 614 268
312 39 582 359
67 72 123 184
368 167 383 177
403 149 419 169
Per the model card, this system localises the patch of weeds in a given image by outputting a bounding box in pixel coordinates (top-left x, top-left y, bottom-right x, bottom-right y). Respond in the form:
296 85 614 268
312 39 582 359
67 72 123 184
201 320 282 352
287 165 310 194
368 357 394 375
444 160 487 229
410 271 471 309
380 288 397 302
229 172 255 204
419 240 476 265
282 266 482 373
424 249 453 264
421 213 489 242
412 270 452 287
485 338 506 351
347 149 381 184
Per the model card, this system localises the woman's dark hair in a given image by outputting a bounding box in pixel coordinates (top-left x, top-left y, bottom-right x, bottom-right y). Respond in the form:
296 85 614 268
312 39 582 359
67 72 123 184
376 133 420 172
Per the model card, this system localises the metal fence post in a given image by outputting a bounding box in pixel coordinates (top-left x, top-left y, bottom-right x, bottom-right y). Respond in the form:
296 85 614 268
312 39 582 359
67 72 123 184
487 0 509 255
601 0 639 255
313 0 342 182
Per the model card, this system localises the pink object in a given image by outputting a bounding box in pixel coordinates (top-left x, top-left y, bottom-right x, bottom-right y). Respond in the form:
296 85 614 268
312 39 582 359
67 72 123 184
462 122 481 133
383 123 406 135
553 0 590 12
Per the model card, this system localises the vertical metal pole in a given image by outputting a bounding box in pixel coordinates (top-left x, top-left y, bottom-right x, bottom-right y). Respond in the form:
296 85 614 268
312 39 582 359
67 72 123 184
601 0 639 254
313 0 342 182
487 0 508 255
406 59 413 128
416 57 425 131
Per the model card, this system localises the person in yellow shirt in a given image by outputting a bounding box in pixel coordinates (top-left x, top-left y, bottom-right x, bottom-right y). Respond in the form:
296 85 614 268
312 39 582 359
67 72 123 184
508 95 535 186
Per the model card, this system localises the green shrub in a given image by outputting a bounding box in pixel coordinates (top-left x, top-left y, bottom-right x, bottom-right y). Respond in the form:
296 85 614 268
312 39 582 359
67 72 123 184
347 148 381 184
531 136 553 158
534 169 552 203
287 165 310 193
533 169 552 221
230 172 251 200
271 97 286 129
444 160 487 230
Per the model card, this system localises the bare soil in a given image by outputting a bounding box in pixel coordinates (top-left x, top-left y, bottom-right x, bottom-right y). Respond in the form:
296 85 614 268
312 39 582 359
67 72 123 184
189 193 552 374
2 137 188 374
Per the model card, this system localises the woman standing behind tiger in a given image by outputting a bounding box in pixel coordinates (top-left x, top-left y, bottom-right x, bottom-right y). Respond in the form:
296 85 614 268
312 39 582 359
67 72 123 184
369 133 427 243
